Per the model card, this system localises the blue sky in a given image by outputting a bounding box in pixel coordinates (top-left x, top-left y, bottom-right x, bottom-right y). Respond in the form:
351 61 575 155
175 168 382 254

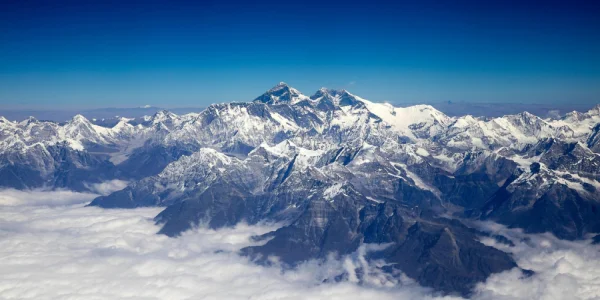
0 0 599 108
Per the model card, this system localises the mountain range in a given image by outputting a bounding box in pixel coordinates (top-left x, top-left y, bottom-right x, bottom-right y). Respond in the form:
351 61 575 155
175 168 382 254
1 82 599 296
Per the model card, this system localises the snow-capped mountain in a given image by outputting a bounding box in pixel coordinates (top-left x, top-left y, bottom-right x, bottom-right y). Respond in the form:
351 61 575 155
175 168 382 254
2 83 599 296
254 82 311 104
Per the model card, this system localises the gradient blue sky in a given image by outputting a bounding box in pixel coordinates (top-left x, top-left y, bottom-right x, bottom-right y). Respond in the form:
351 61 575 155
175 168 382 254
1 0 599 108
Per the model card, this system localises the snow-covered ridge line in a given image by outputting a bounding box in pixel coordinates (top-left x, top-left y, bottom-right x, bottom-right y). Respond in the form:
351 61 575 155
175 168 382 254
0 83 598 157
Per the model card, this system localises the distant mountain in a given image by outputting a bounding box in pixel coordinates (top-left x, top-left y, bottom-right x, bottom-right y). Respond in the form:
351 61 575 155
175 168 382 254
0 106 204 123
2 100 593 123
398 101 598 118
2 83 599 296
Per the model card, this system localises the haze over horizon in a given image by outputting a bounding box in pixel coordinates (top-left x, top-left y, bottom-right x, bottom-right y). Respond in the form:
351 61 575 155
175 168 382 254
1 0 599 108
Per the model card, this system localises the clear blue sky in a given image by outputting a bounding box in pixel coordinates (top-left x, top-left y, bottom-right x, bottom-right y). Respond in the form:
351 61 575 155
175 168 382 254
1 0 599 108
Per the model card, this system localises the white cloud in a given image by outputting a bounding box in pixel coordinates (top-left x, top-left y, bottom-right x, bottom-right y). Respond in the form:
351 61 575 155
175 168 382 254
85 179 129 195
473 222 600 300
0 200 457 300
0 189 98 207
546 109 562 119
0 179 127 207
0 192 598 300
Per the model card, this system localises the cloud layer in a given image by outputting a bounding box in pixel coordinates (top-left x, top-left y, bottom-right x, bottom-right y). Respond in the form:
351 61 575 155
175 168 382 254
0 179 127 207
0 190 598 300
0 199 446 300
0 189 98 207
85 179 129 196
474 222 600 300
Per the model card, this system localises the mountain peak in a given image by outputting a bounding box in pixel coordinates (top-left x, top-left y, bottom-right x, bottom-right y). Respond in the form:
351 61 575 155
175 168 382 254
512 111 540 122
70 114 90 123
154 109 171 115
265 82 289 93
311 88 337 99
310 88 360 107
312 88 347 98
254 82 308 105
151 110 177 124
19 116 38 126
